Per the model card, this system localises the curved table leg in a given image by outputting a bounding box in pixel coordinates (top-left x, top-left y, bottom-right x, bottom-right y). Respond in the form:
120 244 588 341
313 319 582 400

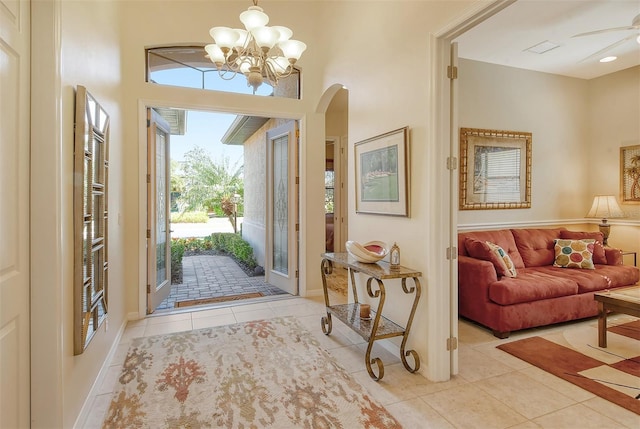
399 277 421 372
320 258 334 334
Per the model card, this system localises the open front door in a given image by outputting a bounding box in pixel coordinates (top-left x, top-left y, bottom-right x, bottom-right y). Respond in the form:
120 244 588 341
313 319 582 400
266 121 299 295
147 109 172 313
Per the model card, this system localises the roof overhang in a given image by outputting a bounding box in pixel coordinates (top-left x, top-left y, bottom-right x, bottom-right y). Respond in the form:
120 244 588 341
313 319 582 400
221 115 269 145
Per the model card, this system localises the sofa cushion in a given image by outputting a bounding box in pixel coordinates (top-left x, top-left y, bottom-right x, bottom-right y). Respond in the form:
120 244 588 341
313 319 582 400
485 241 517 277
464 238 517 277
560 230 606 264
488 269 578 305
511 228 564 267
534 265 640 293
459 230 525 268
553 239 595 270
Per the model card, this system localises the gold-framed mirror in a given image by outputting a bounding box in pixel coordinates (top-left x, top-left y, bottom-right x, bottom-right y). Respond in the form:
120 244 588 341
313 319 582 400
73 86 110 354
459 127 531 210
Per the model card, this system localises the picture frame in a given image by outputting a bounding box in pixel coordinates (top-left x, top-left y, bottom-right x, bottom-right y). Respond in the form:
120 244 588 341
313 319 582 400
620 144 640 204
459 127 532 210
354 127 409 216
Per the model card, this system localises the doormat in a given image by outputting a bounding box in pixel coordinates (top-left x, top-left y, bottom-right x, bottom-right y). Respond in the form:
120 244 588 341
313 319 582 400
175 292 264 308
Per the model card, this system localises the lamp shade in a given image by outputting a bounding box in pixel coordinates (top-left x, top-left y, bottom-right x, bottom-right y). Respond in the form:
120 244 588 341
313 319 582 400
586 195 625 219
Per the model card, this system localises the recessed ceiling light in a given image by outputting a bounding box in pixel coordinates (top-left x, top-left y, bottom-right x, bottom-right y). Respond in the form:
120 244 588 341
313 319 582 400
524 40 560 54
599 56 617 63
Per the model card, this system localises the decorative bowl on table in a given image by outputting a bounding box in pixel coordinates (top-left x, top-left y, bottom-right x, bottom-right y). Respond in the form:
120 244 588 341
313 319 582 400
345 241 389 263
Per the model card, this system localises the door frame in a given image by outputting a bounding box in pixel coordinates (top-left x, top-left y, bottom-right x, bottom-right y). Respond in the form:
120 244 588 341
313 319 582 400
432 0 518 377
136 102 304 317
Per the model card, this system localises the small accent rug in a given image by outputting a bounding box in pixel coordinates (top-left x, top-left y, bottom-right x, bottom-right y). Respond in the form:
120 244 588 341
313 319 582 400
102 316 401 428
497 319 640 415
175 292 264 308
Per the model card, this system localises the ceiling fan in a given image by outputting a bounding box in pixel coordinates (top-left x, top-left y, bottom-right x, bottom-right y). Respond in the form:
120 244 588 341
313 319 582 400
572 13 640 62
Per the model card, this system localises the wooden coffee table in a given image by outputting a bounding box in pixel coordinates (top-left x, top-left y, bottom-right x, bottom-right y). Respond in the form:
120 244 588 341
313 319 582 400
594 285 640 347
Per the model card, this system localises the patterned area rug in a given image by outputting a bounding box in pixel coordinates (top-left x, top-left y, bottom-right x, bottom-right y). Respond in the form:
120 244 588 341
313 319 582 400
497 319 640 415
102 316 400 428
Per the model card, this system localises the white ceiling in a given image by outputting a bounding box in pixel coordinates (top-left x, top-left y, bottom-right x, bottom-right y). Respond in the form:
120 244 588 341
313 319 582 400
456 0 640 80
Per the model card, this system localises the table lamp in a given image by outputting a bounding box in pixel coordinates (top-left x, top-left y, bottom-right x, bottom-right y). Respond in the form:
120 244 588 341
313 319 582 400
586 195 625 246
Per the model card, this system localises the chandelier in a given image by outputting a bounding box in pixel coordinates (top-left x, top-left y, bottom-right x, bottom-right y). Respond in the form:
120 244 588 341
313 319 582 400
205 0 307 93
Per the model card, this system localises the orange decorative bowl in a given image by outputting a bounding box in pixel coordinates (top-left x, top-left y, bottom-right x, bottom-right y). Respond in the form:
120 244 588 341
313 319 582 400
345 240 389 263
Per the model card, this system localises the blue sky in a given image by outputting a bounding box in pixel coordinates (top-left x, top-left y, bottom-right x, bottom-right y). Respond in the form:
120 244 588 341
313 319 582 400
152 66 273 164
170 110 244 164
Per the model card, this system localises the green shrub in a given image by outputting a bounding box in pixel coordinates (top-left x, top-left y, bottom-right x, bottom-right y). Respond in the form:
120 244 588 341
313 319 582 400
171 240 185 283
171 233 257 271
170 211 209 223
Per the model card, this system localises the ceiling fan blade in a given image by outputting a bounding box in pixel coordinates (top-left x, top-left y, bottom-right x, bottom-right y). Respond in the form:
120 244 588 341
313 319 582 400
572 25 638 38
578 34 638 63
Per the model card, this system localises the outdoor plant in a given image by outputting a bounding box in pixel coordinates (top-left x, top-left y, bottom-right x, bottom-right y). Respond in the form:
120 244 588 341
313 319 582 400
171 233 258 272
170 240 185 284
170 211 210 223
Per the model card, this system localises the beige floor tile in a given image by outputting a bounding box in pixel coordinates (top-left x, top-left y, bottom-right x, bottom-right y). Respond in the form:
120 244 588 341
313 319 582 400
457 345 516 382
386 397 455 428
270 301 324 317
119 326 145 344
519 366 596 402
109 342 131 368
507 421 544 429
230 301 273 313
350 364 423 405
145 312 192 325
327 344 372 374
189 306 233 319
81 393 112 429
532 403 625 428
143 319 193 336
125 318 147 328
232 307 276 322
96 364 123 396
581 396 640 429
458 319 496 344
191 313 238 330
422 383 527 429
475 371 575 419
468 341 533 371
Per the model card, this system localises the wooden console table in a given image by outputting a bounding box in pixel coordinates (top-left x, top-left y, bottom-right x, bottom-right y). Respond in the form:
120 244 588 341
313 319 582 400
320 252 422 381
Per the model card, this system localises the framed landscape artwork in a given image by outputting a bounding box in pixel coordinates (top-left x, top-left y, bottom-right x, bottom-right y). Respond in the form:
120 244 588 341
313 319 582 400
354 127 409 216
459 127 532 210
620 144 640 203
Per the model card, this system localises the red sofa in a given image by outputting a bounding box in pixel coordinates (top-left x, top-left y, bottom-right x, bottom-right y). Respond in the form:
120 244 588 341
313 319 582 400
458 227 639 338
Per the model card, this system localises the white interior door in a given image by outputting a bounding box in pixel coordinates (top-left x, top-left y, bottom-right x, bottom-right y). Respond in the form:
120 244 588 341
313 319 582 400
147 109 172 313
0 0 31 426
266 121 299 295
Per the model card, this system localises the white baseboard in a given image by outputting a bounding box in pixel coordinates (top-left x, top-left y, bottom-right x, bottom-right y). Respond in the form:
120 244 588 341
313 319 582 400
73 318 128 429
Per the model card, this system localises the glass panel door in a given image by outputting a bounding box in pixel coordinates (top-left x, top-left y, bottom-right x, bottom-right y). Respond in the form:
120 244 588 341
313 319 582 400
147 108 172 313
266 121 298 295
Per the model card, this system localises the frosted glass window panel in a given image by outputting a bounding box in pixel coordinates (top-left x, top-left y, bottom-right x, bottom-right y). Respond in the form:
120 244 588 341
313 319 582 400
272 135 288 274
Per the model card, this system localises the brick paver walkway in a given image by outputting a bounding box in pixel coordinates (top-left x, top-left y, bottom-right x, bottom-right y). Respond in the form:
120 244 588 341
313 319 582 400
157 255 288 310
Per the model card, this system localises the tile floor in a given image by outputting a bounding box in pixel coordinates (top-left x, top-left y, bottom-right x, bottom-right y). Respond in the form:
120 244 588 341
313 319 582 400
81 293 639 428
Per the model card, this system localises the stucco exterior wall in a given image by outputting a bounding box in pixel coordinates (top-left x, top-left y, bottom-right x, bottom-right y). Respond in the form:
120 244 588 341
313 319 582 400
241 118 291 267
